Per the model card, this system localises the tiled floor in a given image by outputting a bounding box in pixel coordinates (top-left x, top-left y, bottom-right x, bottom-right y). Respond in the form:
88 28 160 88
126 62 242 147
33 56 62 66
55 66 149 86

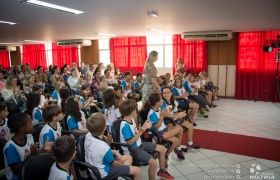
138 99 280 180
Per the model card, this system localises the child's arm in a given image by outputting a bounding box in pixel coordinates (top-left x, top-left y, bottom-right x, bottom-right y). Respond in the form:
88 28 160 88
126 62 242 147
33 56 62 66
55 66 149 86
152 109 167 130
125 120 152 145
164 111 186 119
72 129 88 135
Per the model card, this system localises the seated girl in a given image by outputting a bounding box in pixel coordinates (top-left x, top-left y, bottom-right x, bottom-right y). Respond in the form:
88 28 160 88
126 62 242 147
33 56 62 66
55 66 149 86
142 93 185 162
161 87 200 149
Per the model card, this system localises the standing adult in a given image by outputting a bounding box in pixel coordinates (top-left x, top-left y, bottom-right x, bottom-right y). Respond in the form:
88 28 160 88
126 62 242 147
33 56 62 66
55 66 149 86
175 57 187 73
78 61 87 77
142 51 161 103
34 66 48 84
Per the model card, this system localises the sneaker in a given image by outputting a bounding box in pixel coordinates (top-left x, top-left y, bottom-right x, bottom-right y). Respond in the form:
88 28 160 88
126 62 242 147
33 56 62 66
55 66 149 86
157 171 174 180
174 149 185 160
200 111 208 118
181 147 188 152
187 143 201 149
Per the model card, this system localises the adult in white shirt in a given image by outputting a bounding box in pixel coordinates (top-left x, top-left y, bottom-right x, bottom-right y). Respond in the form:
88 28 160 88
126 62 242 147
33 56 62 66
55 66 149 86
106 63 115 78
104 69 118 86
67 68 83 94
86 64 95 76
19 65 29 83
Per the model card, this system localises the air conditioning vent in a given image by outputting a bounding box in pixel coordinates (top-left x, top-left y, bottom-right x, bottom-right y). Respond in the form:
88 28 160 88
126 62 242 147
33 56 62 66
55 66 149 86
182 31 233 41
0 46 17 51
57 39 92 46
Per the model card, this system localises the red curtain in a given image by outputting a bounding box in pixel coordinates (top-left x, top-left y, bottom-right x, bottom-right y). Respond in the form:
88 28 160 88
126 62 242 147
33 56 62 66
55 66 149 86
172 35 207 75
0 51 10 70
52 43 78 68
110 37 147 75
22 44 47 71
235 30 280 102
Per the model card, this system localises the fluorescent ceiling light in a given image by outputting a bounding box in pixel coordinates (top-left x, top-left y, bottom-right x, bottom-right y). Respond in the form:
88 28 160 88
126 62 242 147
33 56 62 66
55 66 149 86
0 42 20 45
20 0 84 15
24 40 46 43
0 20 17 25
96 33 117 37
148 29 166 33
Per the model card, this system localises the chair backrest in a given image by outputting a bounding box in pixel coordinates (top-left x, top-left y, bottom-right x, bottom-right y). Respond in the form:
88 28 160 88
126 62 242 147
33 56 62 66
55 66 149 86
31 122 46 143
111 120 122 143
76 135 86 162
19 153 56 180
0 138 7 170
137 111 146 126
74 161 101 180
3 100 20 118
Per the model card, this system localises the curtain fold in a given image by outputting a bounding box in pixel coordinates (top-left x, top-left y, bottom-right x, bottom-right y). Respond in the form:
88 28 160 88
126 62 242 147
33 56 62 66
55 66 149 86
172 35 207 74
0 51 10 70
235 30 280 102
110 37 147 75
52 43 78 68
22 44 47 71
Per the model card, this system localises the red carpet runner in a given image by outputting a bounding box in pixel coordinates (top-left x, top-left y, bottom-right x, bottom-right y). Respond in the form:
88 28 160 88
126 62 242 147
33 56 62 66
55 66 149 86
181 129 280 162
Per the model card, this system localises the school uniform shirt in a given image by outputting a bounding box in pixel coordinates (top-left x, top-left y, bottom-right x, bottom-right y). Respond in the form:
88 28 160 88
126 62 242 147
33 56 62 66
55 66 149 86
121 80 132 93
3 134 34 180
39 94 46 108
102 105 121 126
85 133 115 179
48 162 74 180
161 100 178 115
134 80 143 91
67 111 87 131
147 108 166 131
120 118 142 154
0 118 10 140
39 122 62 149
32 107 43 124
188 81 199 95
51 90 60 101
172 86 188 105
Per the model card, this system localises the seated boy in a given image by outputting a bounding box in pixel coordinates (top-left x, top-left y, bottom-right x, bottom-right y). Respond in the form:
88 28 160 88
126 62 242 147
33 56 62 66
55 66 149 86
85 113 142 180
120 100 174 180
121 71 140 100
49 136 76 180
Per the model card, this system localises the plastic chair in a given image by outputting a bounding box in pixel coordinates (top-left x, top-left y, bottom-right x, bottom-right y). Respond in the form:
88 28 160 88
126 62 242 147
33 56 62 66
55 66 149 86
31 122 46 143
111 119 159 166
74 161 101 180
19 153 56 180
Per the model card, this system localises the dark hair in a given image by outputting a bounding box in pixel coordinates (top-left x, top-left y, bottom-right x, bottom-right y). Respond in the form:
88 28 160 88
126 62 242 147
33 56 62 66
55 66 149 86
124 71 131 78
102 89 118 109
8 113 30 133
194 74 200 79
80 84 92 100
52 65 59 75
0 103 7 111
65 96 82 122
120 100 137 117
26 92 41 117
93 67 101 76
159 75 167 87
114 67 120 75
86 113 106 136
136 73 142 78
60 66 67 75
161 87 175 110
173 78 183 88
37 66 42 71
59 87 70 114
142 93 161 118
104 69 110 75
43 105 62 122
32 84 43 92
52 136 75 162
48 65 53 71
